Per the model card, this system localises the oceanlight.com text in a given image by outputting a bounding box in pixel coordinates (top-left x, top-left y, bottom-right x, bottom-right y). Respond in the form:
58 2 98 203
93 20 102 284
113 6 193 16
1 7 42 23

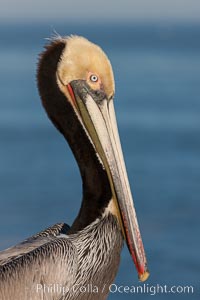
109 283 194 295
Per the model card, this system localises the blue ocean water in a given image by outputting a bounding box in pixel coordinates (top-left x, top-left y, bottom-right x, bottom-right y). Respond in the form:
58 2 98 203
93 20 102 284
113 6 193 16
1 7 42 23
0 22 200 299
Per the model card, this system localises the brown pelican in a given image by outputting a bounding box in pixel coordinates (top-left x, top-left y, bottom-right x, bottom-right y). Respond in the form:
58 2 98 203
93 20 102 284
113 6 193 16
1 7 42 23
0 36 149 300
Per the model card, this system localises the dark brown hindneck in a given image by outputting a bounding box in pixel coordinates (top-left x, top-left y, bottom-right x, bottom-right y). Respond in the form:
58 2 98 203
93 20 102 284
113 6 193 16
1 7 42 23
37 40 112 233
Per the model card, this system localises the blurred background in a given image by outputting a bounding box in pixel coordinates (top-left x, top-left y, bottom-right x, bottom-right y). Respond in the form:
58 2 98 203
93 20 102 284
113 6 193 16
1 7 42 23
0 0 200 299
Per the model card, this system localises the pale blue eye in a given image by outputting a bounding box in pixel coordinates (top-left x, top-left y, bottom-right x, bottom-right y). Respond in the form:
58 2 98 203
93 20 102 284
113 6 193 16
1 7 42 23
90 74 98 82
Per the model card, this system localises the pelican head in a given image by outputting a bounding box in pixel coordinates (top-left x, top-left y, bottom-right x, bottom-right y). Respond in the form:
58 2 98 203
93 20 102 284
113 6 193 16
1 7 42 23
37 35 149 282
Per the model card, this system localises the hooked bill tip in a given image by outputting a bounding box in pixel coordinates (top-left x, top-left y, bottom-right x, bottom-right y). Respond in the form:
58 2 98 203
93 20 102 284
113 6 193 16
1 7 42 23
139 270 150 282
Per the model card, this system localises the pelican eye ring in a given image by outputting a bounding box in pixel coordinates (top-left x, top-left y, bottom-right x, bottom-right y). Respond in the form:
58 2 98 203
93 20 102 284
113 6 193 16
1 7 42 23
90 74 98 82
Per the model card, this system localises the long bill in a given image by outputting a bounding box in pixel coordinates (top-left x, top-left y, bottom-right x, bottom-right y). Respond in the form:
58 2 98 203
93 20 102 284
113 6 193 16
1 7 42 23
68 81 149 282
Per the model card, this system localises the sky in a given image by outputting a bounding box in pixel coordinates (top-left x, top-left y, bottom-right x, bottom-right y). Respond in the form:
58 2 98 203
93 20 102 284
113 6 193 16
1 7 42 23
1 0 200 22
